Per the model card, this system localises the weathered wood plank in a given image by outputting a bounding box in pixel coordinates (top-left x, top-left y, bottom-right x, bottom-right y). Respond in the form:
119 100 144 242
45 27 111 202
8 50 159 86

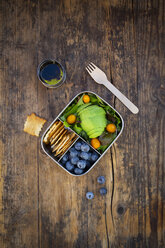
38 0 114 247
133 1 165 246
0 0 40 247
107 0 165 247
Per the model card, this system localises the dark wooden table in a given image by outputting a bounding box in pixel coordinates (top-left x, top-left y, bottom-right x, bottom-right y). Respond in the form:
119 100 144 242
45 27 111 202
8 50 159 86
0 0 164 247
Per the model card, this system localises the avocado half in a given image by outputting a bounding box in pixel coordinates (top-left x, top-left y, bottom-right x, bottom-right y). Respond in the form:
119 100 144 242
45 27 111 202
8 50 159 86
77 104 107 138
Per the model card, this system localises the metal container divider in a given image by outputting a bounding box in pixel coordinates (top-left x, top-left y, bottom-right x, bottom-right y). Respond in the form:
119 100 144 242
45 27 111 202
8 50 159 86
58 119 101 157
58 135 79 162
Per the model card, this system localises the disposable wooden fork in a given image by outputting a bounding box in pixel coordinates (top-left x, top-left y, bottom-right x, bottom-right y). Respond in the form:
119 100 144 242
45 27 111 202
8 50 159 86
86 62 139 114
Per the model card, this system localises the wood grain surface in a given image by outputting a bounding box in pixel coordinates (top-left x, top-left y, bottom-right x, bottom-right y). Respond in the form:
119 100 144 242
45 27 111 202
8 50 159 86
0 0 164 247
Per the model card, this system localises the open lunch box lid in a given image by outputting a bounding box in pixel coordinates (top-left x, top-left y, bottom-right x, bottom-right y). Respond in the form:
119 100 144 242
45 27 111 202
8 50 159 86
41 91 124 176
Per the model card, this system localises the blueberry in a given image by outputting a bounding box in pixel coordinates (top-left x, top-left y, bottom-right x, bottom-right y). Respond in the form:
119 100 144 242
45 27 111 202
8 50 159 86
77 151 81 157
87 152 92 160
81 143 90 152
91 153 99 162
74 168 84 175
74 142 82 150
99 187 107 195
70 150 78 158
69 147 76 153
86 192 94 200
71 156 79 165
77 160 86 169
80 152 89 160
61 154 69 163
65 161 74 171
97 176 106 184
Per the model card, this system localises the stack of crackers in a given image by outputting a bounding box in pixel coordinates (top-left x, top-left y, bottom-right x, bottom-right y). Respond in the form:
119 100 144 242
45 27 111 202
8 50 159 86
43 120 77 157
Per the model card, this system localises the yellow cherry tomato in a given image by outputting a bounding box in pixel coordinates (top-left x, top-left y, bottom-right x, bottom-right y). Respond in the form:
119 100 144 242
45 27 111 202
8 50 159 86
106 123 116 133
67 114 76 124
83 95 90 103
91 138 101 149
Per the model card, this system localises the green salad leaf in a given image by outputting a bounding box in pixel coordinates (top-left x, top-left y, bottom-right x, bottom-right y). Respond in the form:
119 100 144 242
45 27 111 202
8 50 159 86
60 94 84 121
97 144 109 153
79 130 90 141
88 94 98 104
63 120 71 128
99 132 117 146
72 123 82 134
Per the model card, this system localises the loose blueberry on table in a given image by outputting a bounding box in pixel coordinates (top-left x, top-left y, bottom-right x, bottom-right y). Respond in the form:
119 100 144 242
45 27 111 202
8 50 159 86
97 176 106 184
86 192 94 200
99 187 107 195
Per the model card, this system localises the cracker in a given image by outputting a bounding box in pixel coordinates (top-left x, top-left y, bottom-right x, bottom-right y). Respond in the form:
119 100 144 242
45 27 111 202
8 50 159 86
52 134 67 151
56 140 71 154
51 129 67 148
55 134 77 156
56 137 77 156
24 113 46 137
69 132 76 140
52 135 70 153
50 124 64 144
55 140 74 156
43 121 62 144
55 137 70 153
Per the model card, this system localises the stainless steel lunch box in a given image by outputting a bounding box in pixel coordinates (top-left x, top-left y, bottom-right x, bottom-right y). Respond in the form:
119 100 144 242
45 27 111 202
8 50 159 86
41 91 124 176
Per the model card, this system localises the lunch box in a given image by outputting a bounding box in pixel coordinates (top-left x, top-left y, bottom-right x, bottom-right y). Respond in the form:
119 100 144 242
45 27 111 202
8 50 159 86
41 91 124 176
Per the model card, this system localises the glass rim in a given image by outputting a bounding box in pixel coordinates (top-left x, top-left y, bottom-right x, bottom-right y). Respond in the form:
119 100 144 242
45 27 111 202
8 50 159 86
37 59 66 88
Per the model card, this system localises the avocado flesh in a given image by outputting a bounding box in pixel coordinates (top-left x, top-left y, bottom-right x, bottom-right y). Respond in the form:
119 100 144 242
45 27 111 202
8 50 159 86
79 105 107 138
89 131 103 138
88 128 104 137
77 103 92 114
88 127 104 135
